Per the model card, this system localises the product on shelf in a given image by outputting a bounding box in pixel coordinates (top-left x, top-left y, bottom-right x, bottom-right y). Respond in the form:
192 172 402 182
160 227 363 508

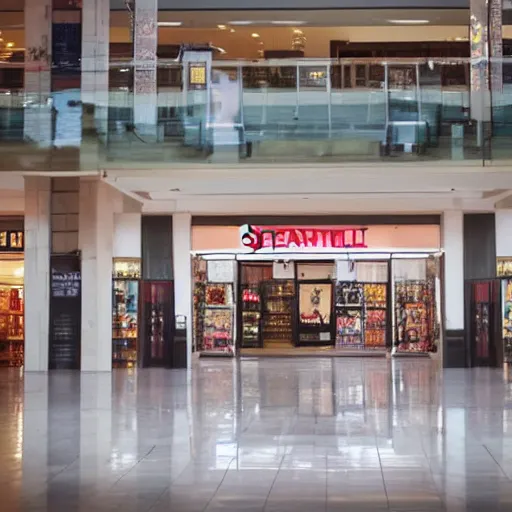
206 284 232 306
364 283 386 308
203 308 233 352
0 285 24 367
262 281 294 345
241 286 262 348
336 309 363 347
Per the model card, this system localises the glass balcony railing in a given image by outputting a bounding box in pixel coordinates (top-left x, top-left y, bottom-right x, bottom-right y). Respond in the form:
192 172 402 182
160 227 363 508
0 56 509 171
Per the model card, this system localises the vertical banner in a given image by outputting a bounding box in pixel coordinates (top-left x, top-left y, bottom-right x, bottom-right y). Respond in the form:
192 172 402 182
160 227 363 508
49 255 81 370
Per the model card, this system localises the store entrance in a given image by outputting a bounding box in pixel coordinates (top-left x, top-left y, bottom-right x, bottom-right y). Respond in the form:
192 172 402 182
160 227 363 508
238 261 336 349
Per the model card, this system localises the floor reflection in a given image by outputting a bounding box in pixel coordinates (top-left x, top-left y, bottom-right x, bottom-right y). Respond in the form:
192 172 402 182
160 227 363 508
1 359 512 509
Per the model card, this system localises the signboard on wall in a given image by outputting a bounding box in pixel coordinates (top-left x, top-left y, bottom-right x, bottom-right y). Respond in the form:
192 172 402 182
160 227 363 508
49 255 81 370
240 225 367 252
0 231 23 252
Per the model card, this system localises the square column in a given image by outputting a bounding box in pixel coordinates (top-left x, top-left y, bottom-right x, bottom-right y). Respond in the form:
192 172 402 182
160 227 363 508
442 210 465 368
79 178 115 372
172 213 192 369
24 177 51 372
496 210 512 257
134 0 158 138
81 0 110 141
24 0 52 146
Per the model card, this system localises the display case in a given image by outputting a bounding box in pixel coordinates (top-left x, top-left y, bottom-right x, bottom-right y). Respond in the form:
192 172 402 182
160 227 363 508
202 283 235 354
241 285 262 348
363 283 388 349
0 285 24 367
261 280 295 346
394 280 431 353
335 282 364 348
298 281 333 345
112 258 141 368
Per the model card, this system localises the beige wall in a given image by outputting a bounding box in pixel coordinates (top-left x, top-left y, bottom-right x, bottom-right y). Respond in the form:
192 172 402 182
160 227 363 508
192 224 440 251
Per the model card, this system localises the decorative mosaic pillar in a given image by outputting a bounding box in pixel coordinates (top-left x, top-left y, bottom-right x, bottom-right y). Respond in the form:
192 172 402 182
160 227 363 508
469 0 501 144
134 0 158 138
24 0 52 147
81 0 110 142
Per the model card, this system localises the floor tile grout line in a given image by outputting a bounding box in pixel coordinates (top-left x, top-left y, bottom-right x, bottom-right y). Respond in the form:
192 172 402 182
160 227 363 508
375 437 391 511
419 434 448 509
201 456 236 512
262 452 287 512
110 444 157 489
483 444 511 481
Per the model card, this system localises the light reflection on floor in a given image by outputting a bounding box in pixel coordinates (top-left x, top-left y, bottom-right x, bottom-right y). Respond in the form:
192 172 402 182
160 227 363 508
1 358 512 510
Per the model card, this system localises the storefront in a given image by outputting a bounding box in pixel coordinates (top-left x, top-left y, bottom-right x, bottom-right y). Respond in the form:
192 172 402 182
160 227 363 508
191 220 442 357
0 221 24 367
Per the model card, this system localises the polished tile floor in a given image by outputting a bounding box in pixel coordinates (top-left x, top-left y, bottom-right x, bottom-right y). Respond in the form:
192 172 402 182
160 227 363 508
2 359 512 511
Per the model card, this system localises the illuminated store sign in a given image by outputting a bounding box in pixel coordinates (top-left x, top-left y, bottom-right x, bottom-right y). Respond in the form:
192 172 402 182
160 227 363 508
0 231 24 252
240 225 367 252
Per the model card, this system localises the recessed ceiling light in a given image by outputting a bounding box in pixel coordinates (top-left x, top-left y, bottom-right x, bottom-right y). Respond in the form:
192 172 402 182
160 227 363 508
271 21 306 25
230 20 253 26
230 28 236 33
251 33 260 38
158 21 183 27
217 24 227 30
387 19 429 25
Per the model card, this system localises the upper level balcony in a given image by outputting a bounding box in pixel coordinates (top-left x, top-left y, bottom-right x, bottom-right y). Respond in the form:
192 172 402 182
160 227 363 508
2 56 510 172
0 2 509 174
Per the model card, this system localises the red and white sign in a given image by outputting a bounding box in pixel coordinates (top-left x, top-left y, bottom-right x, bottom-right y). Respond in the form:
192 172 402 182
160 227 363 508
240 225 368 252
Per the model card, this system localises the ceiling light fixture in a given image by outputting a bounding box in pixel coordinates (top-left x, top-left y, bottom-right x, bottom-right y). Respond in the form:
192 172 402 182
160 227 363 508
271 21 306 25
230 28 236 33
251 33 260 38
217 24 227 30
387 19 430 25
157 21 183 27
229 21 253 26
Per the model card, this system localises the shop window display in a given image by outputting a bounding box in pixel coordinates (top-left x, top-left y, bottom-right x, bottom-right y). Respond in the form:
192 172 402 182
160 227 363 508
335 282 364 347
0 257 24 367
335 280 388 350
192 257 207 353
241 285 262 348
202 283 235 354
112 258 140 368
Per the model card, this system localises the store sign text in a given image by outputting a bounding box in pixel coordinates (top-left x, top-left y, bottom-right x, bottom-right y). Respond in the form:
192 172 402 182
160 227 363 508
0 231 24 252
240 225 368 252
